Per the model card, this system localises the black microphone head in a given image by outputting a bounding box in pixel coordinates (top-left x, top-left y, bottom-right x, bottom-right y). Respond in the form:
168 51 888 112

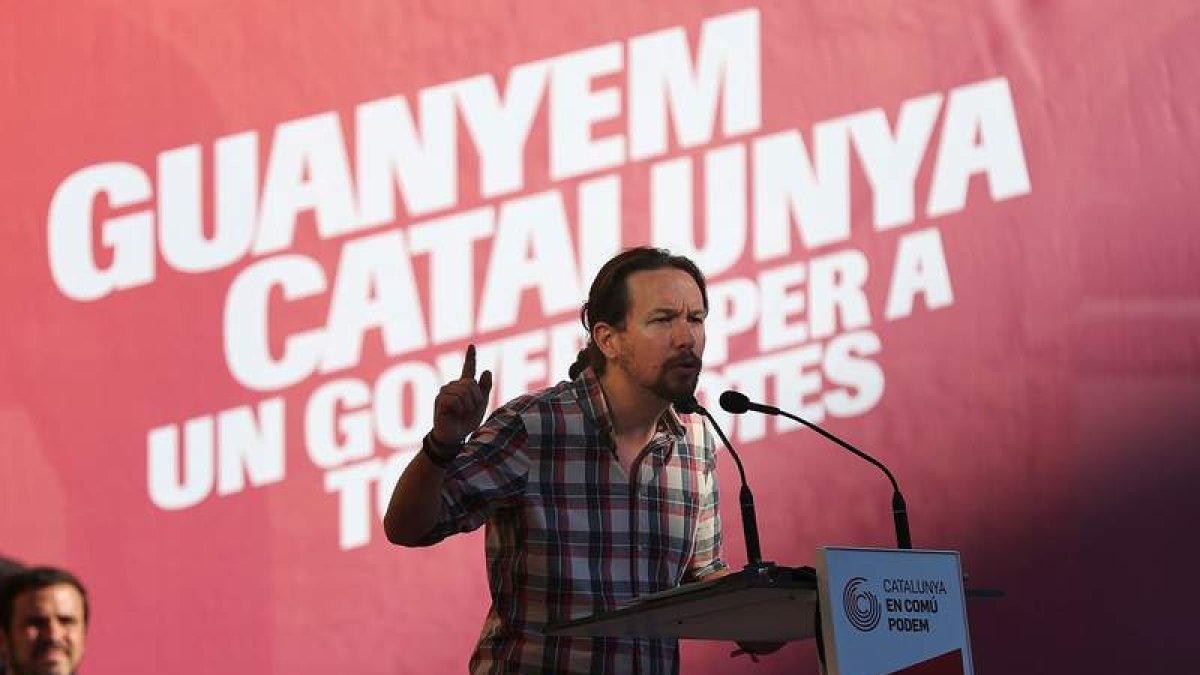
719 390 751 414
673 395 701 415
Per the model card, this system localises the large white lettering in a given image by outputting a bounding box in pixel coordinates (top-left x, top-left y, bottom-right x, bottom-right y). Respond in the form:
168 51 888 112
48 163 155 301
628 8 761 159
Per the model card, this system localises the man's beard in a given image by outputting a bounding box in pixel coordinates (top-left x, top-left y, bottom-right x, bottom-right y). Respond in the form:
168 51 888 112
648 352 702 404
9 659 77 675
9 641 77 675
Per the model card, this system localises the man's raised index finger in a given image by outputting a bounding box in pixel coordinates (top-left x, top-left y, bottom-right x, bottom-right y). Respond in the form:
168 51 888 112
461 344 477 380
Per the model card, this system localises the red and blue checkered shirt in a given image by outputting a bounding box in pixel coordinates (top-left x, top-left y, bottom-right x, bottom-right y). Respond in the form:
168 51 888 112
421 367 725 674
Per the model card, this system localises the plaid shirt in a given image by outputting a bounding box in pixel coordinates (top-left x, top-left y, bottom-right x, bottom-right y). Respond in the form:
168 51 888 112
422 367 725 674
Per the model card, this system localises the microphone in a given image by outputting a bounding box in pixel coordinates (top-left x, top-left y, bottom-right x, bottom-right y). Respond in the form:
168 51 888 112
719 391 913 550
675 395 768 569
718 391 779 415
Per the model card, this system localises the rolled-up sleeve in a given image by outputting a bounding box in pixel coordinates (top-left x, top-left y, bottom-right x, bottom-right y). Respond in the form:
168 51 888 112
418 399 531 545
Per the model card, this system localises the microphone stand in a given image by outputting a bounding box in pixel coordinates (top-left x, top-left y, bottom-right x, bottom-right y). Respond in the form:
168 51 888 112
773 408 911 550
676 397 771 571
719 392 912 550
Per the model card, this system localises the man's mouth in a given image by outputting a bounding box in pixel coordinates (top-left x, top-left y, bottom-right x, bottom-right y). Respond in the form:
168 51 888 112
667 355 702 371
35 644 67 660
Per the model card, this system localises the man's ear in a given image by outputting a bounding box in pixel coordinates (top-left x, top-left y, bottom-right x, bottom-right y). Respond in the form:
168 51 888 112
593 322 620 360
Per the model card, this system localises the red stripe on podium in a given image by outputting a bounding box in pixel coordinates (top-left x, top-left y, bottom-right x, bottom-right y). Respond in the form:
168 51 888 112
891 648 965 674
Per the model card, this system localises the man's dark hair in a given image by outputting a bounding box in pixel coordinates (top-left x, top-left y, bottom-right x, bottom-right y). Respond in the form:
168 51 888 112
0 556 18 675
0 556 22 584
569 246 708 379
0 566 89 634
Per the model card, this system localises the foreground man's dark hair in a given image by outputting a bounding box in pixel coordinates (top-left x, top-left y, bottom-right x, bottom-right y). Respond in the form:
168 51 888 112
569 247 708 378
0 566 90 633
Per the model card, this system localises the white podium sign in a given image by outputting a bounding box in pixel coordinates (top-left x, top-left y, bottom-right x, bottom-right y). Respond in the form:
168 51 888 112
815 547 973 675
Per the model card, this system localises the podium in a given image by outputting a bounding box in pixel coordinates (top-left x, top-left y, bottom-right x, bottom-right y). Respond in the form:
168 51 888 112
547 564 819 642
549 550 990 674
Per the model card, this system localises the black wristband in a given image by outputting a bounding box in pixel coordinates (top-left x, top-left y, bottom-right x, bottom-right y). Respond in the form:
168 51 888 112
422 433 460 469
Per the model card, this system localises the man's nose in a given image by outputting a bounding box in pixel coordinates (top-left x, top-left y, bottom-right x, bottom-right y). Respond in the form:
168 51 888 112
672 318 697 348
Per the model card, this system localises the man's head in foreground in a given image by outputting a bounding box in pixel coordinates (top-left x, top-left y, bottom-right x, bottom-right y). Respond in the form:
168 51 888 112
0 567 88 675
571 246 709 404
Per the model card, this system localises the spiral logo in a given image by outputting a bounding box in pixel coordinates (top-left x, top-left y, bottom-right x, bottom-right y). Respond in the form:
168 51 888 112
842 577 882 631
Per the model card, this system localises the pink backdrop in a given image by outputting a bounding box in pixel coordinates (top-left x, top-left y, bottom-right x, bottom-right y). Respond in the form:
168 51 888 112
2 1 1198 672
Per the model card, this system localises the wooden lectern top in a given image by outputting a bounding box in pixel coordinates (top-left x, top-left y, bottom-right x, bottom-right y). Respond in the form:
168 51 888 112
546 564 819 642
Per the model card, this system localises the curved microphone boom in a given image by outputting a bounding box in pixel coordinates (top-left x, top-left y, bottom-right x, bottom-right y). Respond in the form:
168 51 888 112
718 391 913 549
675 395 767 568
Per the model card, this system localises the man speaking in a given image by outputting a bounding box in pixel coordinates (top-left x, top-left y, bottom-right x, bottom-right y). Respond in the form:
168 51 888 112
384 247 727 674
